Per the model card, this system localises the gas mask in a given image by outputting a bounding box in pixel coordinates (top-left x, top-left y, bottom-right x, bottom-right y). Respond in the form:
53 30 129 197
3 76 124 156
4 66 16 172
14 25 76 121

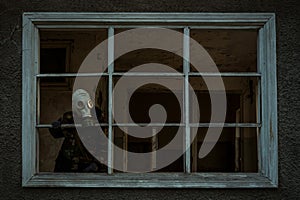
72 89 95 127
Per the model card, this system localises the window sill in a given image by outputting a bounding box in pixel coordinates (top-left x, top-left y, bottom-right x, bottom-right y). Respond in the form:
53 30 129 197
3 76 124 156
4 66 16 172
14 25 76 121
23 172 277 188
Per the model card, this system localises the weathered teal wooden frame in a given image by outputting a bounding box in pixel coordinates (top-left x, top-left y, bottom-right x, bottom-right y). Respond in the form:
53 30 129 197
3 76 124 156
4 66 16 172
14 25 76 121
22 12 277 188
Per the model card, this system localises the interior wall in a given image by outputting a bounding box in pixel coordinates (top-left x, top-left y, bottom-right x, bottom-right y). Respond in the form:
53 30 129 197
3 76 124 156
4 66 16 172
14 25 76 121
0 0 299 199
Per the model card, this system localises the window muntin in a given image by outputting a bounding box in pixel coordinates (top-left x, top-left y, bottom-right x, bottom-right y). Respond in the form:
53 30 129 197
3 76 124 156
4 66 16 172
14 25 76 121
22 13 277 188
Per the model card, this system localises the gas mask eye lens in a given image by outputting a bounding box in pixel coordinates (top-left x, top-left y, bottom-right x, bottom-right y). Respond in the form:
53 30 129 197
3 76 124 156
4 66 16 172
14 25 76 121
87 100 94 109
77 101 84 108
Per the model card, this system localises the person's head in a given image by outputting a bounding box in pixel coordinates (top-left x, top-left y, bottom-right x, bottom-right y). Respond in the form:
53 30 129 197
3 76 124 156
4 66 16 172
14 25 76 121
72 89 94 118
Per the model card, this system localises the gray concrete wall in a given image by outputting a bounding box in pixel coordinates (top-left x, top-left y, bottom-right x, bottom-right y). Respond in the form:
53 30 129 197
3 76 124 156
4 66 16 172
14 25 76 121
0 0 299 199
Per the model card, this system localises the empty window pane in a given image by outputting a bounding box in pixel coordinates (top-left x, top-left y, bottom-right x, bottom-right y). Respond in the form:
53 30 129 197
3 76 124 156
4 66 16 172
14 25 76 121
190 29 257 72
190 128 258 172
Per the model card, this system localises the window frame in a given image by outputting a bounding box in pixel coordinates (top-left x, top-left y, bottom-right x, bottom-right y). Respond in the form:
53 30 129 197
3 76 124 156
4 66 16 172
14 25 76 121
22 12 277 188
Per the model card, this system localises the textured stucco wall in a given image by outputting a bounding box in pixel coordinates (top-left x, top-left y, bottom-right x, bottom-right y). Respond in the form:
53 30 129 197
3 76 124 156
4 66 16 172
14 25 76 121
0 0 299 199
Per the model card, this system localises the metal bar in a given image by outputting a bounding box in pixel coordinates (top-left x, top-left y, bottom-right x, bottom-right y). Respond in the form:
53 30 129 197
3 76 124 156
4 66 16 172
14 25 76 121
189 123 261 128
107 26 114 174
36 72 261 78
113 123 184 127
189 72 261 77
256 84 262 124
151 128 158 171
36 73 108 77
123 127 128 172
36 124 109 128
112 72 183 77
234 109 241 172
183 27 190 173
36 123 261 128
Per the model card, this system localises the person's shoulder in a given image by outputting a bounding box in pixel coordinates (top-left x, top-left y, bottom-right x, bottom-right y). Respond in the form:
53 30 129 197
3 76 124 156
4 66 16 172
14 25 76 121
62 111 74 123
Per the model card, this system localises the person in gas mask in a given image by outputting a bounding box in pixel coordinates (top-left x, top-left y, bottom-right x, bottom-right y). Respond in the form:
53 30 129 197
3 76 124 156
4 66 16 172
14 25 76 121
49 89 106 172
